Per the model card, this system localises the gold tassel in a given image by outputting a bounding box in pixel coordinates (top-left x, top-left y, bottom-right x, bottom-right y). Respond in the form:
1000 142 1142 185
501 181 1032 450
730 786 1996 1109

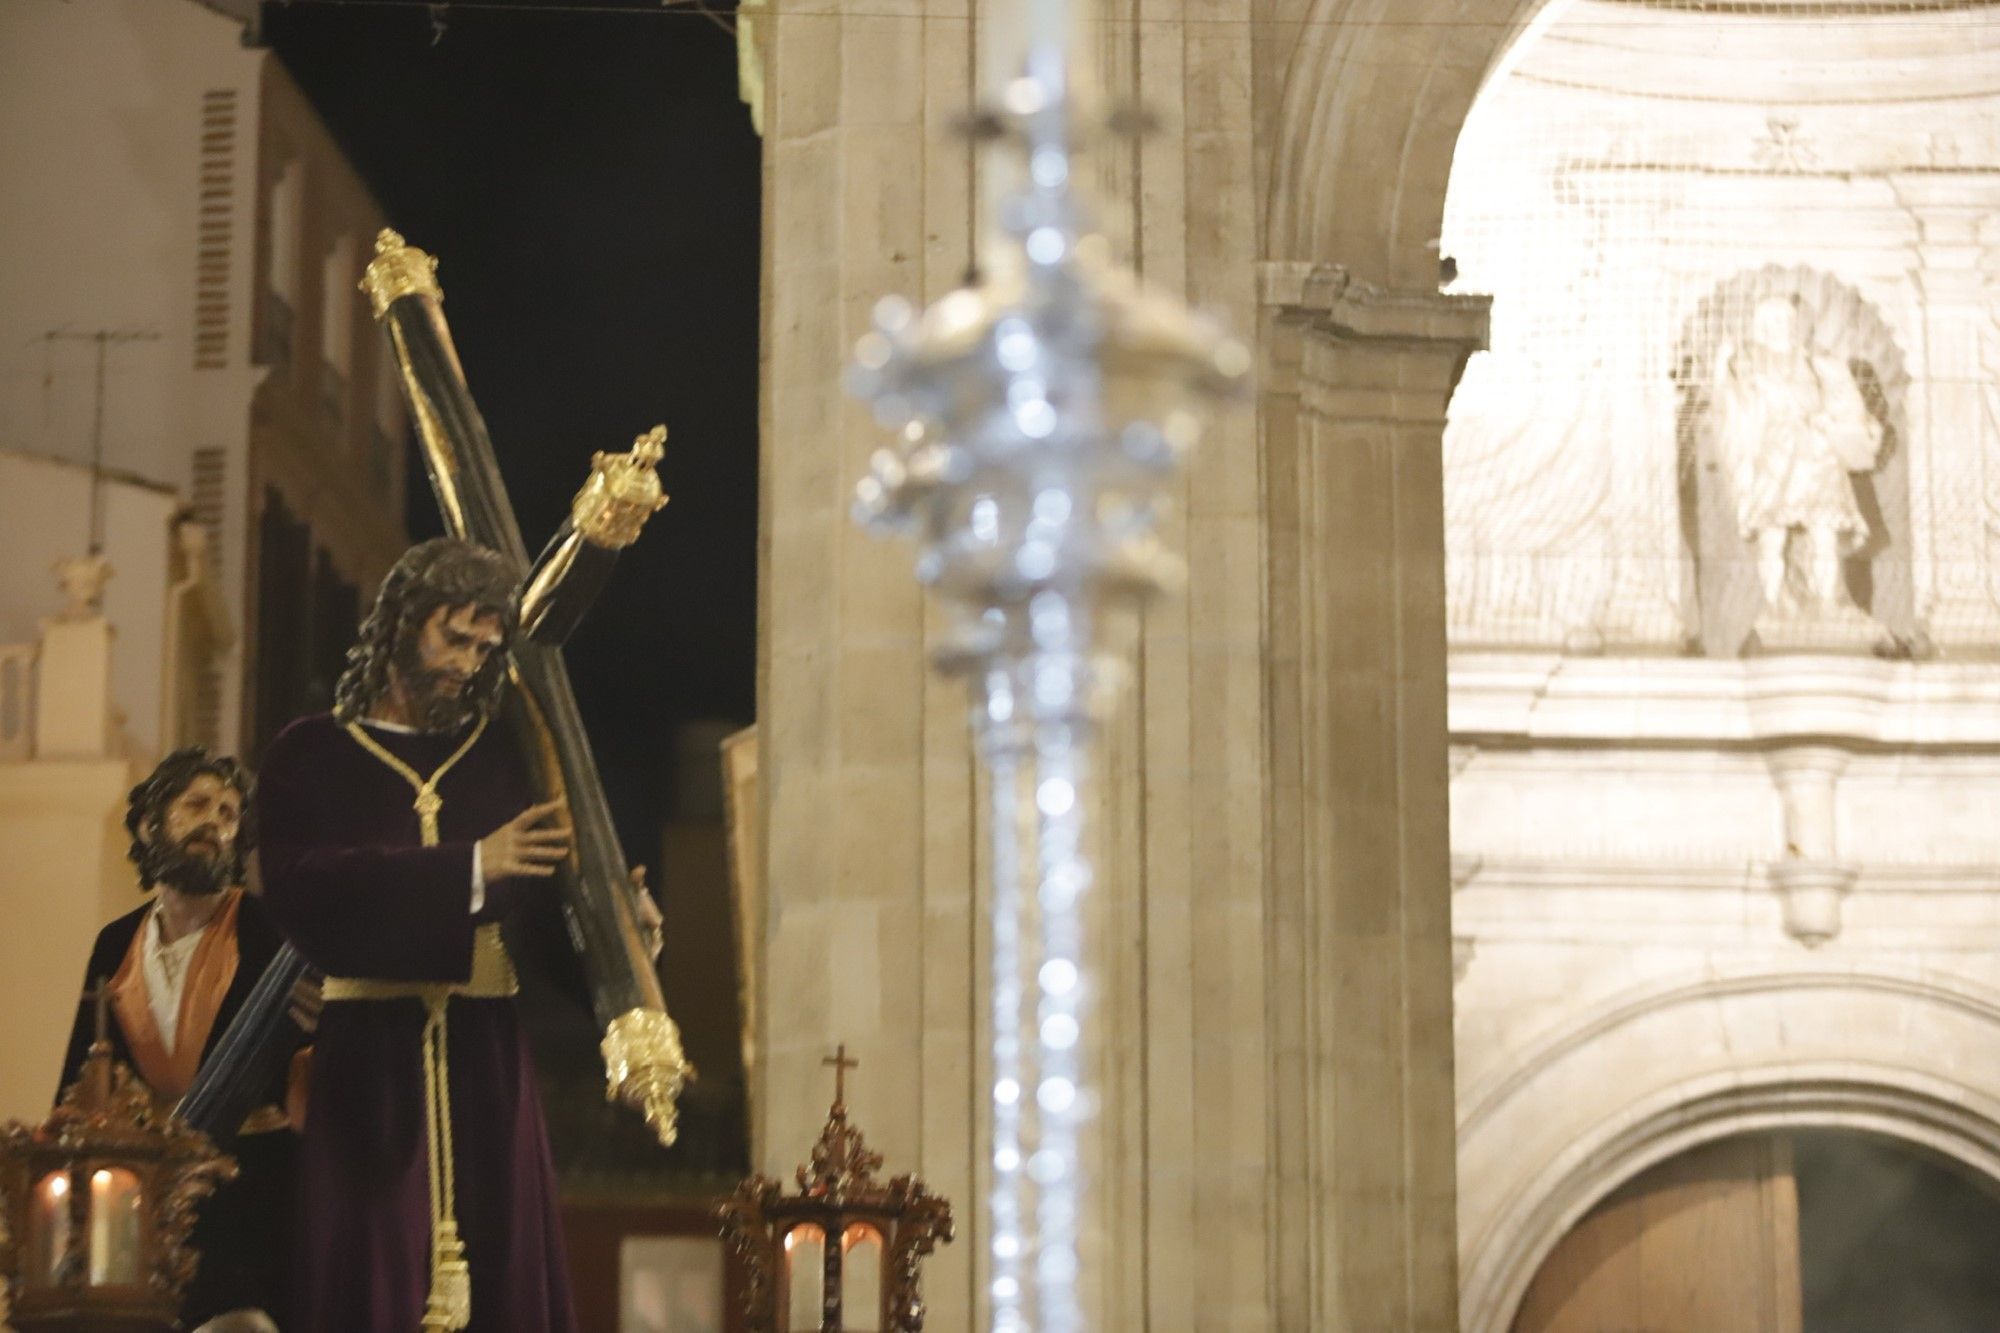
422 1220 472 1331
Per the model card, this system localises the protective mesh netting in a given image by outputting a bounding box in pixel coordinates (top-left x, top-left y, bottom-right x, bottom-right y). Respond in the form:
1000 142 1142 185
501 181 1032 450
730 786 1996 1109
1440 0 2000 656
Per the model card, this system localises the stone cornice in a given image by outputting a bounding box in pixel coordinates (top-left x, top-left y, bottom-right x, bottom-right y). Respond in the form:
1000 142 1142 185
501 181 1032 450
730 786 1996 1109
1456 855 2000 898
1259 260 1490 348
1450 651 2000 748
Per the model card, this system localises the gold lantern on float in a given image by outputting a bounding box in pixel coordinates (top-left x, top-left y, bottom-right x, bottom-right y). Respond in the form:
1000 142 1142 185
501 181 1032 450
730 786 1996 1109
0 988 235 1332
718 1046 953 1332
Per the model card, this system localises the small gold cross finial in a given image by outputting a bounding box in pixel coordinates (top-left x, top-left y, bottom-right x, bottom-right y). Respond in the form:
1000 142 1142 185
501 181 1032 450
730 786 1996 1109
632 425 667 466
823 1043 859 1107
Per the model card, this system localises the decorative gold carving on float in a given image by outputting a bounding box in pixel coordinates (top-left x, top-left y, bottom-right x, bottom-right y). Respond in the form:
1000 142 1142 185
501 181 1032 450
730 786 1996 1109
717 1049 955 1331
0 989 236 1329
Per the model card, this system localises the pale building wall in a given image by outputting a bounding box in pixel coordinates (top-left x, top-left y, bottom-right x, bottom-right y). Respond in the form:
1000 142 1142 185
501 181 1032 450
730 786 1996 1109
1442 5 2000 1329
0 0 267 752
246 60 410 609
0 452 180 758
0 0 409 762
0 0 262 485
0 756 139 1125
1448 660 2000 1328
0 0 261 1133
1440 3 2000 655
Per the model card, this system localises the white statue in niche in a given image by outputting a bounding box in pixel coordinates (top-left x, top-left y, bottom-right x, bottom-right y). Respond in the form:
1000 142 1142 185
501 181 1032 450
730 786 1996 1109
1708 295 1884 631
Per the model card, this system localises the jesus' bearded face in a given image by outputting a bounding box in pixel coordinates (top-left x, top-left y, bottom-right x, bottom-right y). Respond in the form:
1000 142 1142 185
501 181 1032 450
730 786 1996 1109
393 603 509 733
140 772 244 897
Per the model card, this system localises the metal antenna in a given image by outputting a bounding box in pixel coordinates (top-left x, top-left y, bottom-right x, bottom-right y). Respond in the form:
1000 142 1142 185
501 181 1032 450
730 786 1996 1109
43 328 161 553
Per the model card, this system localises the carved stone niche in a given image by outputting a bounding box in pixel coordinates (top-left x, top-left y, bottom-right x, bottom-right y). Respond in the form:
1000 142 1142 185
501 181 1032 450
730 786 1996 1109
1673 264 1917 658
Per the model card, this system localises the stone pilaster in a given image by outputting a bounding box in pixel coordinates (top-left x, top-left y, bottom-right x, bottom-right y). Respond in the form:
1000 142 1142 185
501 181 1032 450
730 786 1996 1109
1891 174 2000 648
1101 2 1280 1328
758 0 973 1315
1262 262 1487 1331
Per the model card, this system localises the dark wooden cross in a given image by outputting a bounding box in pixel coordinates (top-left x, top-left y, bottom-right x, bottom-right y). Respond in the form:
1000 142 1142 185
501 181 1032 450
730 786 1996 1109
823 1044 859 1107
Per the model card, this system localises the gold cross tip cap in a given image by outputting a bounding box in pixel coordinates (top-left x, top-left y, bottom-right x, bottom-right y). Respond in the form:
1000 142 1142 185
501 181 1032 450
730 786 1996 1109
571 425 671 548
632 425 668 466
361 228 444 318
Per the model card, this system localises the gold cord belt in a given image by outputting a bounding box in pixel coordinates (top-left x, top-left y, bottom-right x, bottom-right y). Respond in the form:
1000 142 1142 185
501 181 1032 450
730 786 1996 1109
321 925 519 1003
334 716 497 1332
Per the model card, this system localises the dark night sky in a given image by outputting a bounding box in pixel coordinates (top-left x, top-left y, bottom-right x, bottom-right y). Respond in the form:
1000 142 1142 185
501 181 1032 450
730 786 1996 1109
261 0 761 859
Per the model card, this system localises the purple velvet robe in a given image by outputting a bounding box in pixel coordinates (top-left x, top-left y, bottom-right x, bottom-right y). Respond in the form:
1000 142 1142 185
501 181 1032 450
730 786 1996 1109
259 713 577 1333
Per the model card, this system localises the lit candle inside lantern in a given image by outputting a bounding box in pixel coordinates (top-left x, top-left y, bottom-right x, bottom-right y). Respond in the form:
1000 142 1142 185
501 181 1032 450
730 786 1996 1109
34 1171 73 1285
86 1167 142 1285
88 1168 112 1284
841 1224 882 1331
783 1224 825 1332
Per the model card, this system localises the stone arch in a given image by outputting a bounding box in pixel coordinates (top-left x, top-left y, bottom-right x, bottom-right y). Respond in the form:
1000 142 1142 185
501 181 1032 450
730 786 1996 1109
1266 0 1553 282
1456 966 2000 1331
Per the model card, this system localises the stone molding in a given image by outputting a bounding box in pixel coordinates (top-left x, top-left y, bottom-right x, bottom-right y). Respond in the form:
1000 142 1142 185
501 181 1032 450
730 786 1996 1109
1456 965 2000 1330
1261 0 1527 282
1465 1064 2000 1333
1459 964 2000 1136
1455 856 2000 900
1450 654 2000 950
1260 260 1491 347
1450 651 2000 746
1269 262 1490 423
1769 858 1858 946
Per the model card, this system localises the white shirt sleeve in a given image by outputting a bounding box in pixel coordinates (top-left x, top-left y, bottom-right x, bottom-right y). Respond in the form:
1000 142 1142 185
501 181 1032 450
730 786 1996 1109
470 843 486 914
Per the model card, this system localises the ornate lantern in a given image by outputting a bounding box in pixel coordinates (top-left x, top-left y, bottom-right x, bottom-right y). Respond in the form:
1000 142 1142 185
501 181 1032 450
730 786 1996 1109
0 989 235 1332
719 1047 953 1331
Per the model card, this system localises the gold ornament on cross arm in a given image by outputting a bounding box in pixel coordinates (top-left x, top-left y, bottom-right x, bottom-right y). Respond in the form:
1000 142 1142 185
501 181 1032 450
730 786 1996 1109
571 426 670 549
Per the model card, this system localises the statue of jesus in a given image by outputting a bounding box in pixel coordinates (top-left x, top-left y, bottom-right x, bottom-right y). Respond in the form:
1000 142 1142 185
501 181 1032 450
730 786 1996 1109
1708 295 1884 620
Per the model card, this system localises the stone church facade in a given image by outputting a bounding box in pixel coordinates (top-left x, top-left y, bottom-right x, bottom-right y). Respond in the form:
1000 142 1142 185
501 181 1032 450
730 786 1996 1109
1446 4 2000 1329
753 1 2000 1328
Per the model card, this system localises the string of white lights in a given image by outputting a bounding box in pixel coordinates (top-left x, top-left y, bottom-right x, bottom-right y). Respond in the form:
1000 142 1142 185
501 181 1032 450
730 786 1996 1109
981 696 1029 1331
1030 697 1088 1333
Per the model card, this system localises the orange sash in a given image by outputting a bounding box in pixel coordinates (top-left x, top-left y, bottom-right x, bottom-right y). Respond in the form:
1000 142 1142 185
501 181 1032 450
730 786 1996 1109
107 889 243 1104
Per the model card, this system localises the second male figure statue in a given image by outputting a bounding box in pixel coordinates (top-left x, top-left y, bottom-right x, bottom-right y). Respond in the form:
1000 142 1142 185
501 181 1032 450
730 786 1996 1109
59 747 312 1332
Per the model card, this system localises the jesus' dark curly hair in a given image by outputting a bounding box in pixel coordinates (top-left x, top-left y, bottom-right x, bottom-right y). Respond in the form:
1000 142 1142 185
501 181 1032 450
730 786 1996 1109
125 747 254 888
332 538 520 724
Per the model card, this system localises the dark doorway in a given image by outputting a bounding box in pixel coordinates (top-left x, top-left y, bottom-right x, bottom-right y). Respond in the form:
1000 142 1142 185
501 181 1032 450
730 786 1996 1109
1796 1129 2000 1333
1517 1129 2000 1332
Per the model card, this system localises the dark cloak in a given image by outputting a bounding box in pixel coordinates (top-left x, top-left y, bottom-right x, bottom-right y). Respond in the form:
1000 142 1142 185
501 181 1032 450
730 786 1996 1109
257 712 577 1333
